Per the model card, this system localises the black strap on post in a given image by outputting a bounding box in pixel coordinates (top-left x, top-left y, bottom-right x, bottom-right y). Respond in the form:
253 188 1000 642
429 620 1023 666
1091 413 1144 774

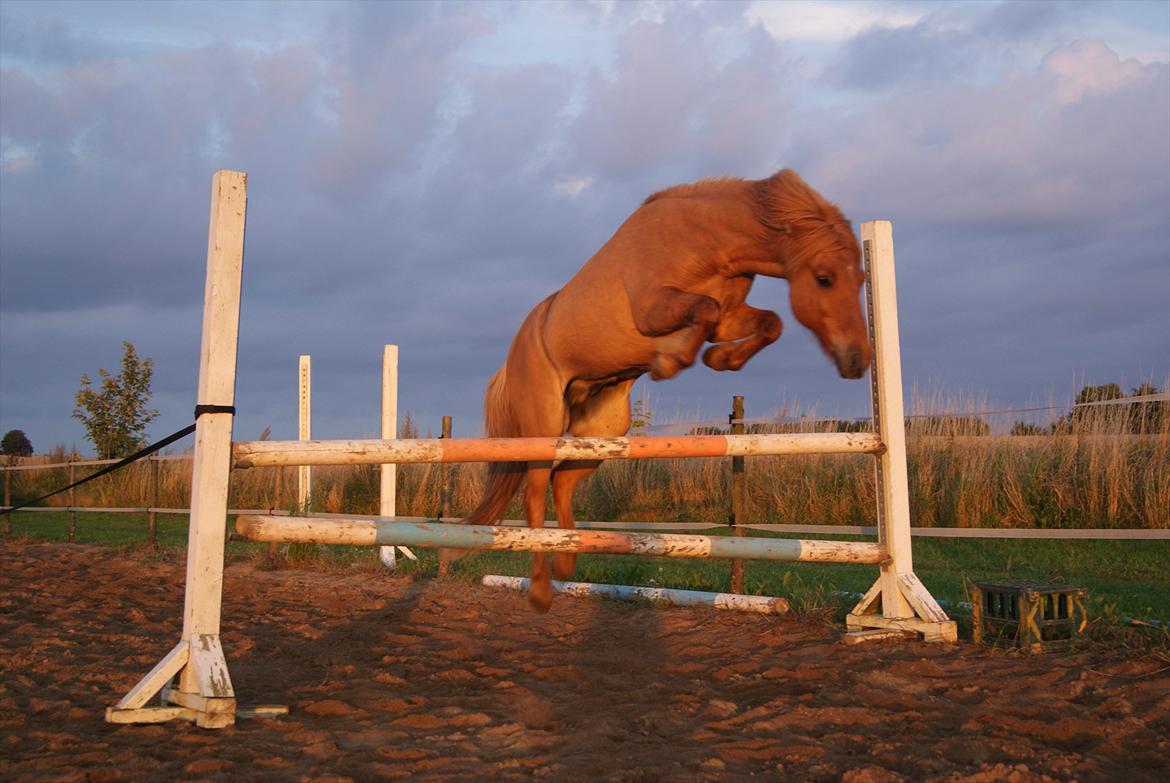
194 404 236 417
2 405 235 516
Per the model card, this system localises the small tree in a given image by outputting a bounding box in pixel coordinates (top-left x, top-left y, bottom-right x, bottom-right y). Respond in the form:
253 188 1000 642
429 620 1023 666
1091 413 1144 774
1010 421 1044 436
630 395 653 430
1128 382 1166 433
1 429 33 457
73 341 160 459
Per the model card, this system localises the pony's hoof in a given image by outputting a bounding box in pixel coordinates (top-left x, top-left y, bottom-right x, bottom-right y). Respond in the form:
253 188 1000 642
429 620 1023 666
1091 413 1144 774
528 580 554 613
650 355 681 380
438 547 472 576
702 345 731 371
552 553 576 581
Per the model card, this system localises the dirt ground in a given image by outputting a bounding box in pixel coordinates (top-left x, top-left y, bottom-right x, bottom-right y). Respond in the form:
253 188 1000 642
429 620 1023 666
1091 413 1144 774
1 542 1167 782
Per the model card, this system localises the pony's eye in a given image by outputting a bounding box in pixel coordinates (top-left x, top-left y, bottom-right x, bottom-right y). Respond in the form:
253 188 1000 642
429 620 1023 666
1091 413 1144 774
815 274 833 288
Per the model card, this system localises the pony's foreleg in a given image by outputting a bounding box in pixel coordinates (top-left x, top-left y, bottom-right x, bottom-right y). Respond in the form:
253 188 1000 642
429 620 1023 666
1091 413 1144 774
702 304 783 371
524 463 556 613
630 286 721 380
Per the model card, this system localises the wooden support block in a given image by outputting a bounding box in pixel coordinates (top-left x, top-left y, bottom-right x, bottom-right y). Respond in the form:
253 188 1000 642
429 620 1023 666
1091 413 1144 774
167 690 237 728
237 705 290 719
846 612 958 643
105 705 197 724
843 629 915 645
167 690 237 714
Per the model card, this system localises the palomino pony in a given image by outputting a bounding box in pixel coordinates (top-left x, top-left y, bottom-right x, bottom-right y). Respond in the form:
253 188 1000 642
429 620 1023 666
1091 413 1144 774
444 169 872 611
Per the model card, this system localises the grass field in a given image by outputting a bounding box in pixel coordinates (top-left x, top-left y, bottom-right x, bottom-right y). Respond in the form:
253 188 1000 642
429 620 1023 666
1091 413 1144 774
7 511 1168 634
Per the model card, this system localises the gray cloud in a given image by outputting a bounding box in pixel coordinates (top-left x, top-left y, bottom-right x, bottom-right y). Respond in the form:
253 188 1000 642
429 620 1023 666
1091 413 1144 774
567 7 792 187
832 0 1081 90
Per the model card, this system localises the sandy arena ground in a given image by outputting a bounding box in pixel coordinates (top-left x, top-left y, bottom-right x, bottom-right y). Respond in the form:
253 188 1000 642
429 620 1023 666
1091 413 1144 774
1 541 1168 782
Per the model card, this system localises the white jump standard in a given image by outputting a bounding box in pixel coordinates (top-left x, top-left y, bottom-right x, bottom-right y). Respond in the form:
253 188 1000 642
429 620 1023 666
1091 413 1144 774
106 170 956 730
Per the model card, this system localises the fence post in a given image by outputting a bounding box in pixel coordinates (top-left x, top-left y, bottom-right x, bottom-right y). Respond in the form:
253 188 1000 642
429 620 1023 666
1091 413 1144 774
379 344 399 568
2 461 11 535
68 458 77 542
729 396 746 594
297 354 312 512
439 415 453 520
148 456 159 547
268 466 282 558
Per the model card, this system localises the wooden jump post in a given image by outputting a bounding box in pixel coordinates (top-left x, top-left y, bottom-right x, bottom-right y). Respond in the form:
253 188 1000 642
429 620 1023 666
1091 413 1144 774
107 170 248 728
107 171 955 730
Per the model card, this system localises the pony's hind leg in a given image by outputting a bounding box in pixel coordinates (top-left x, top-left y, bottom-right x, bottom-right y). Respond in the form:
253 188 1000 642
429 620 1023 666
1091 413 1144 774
525 464 555 613
550 461 601 580
550 379 635 580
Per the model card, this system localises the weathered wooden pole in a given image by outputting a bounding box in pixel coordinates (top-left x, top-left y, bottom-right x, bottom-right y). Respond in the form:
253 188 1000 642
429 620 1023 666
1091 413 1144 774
235 515 888 564
729 396 746 594
68 458 77 542
234 431 883 467
148 456 159 547
439 415 453 520
482 575 790 615
3 461 12 534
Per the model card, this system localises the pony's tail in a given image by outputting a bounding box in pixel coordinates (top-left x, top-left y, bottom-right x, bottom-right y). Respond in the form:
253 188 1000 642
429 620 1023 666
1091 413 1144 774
439 366 524 571
465 365 526 525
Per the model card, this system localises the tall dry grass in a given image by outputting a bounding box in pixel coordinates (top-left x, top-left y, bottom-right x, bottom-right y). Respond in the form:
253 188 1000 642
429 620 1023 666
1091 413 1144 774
5 398 1166 529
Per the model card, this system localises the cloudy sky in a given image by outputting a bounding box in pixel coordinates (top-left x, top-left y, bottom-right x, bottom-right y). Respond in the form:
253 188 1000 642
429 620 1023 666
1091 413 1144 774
1 0 1167 454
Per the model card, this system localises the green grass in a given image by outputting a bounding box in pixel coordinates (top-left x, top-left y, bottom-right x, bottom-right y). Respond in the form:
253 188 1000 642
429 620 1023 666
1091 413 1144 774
7 511 1168 629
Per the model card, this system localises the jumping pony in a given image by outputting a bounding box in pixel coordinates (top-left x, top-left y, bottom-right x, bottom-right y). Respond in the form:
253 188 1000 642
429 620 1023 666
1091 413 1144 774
443 169 872 611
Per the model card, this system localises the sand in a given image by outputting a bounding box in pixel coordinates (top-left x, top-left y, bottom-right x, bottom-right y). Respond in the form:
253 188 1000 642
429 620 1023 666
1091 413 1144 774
1 541 1167 782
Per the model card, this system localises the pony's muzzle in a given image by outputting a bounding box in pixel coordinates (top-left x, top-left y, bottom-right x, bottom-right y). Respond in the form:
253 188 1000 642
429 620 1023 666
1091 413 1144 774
833 344 870 380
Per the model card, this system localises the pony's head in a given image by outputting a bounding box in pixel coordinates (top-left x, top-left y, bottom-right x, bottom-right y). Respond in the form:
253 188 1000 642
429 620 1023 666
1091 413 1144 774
756 170 872 380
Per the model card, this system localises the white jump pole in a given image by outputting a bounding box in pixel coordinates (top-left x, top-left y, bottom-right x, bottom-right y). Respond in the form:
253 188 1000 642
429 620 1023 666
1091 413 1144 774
107 170 249 728
234 515 888 563
298 354 311 512
845 221 956 642
482 575 791 614
378 345 415 567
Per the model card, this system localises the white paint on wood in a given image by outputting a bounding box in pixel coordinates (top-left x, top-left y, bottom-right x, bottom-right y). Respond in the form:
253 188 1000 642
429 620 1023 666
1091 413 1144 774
188 633 234 698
